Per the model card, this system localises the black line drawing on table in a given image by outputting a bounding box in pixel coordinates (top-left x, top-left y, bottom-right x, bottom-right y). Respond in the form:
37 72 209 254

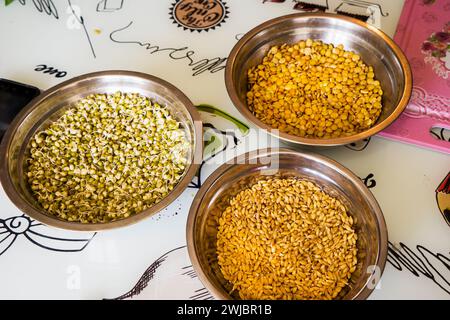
262 0 328 11
293 0 329 12
109 21 227 76
345 137 371 151
361 173 376 188
67 0 97 58
387 241 450 295
0 214 96 257
263 0 388 23
17 0 59 19
189 123 240 189
334 1 388 22
235 33 244 41
436 171 450 227
182 264 198 279
169 0 229 33
430 127 450 142
34 64 67 78
189 287 213 300
96 0 123 12
110 246 213 300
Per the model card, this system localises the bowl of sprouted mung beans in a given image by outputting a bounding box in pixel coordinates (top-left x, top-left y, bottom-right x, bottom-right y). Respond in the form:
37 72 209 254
0 71 202 231
225 13 412 147
187 148 388 300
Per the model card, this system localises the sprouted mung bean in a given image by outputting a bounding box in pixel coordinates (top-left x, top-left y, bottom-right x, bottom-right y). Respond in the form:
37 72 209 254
247 39 383 138
25 92 189 223
216 178 358 300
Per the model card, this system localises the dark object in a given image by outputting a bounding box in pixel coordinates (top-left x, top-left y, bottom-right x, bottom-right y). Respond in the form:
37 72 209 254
0 214 96 256
335 10 370 22
336 1 389 16
334 1 389 23
293 0 329 12
0 79 40 141
445 209 450 225
436 172 450 227
96 0 124 12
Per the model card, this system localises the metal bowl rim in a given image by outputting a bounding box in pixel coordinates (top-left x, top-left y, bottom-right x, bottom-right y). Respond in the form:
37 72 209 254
0 70 203 231
224 12 412 146
186 147 388 300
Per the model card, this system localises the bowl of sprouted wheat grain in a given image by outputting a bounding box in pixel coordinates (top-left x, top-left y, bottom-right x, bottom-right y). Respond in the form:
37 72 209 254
187 148 387 300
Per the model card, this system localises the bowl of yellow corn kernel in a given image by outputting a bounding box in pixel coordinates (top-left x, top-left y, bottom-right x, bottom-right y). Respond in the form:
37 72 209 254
225 13 412 146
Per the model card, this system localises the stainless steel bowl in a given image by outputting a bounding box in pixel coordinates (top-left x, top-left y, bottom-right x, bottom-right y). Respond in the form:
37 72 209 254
0 71 202 231
187 148 388 300
225 13 412 147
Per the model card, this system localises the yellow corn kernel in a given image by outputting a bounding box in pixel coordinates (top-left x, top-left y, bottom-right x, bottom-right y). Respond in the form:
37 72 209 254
246 39 383 139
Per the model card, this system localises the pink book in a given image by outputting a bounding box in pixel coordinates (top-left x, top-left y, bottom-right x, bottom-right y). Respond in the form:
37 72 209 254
379 0 450 154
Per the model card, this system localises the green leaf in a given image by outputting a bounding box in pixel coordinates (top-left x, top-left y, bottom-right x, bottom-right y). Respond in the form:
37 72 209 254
204 135 217 148
5 0 15 6
196 104 250 135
